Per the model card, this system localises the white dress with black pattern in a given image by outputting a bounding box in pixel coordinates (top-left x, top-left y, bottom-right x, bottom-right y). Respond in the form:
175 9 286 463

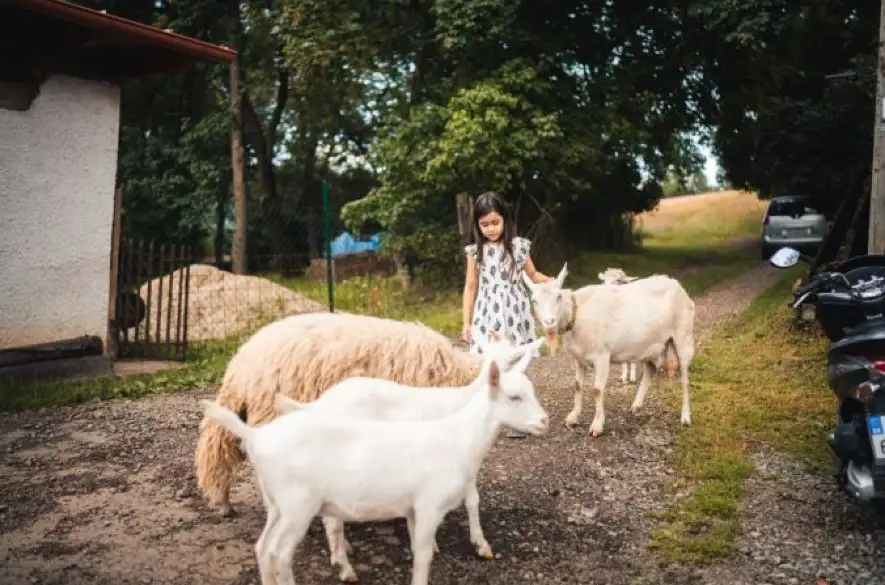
465 237 537 355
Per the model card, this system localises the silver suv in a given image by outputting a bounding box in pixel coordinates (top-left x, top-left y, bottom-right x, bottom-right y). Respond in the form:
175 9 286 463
761 195 830 260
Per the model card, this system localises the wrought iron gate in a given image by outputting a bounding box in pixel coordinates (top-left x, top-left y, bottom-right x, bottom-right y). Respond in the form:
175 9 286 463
111 238 192 360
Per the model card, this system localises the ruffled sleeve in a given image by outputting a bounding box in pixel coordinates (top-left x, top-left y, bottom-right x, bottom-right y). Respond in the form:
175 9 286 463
512 237 531 267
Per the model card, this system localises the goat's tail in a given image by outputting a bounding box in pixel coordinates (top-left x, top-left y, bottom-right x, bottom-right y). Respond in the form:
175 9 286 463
200 399 255 446
274 392 308 414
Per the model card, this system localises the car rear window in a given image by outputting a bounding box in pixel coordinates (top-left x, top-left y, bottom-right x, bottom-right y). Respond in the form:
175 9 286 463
768 199 824 217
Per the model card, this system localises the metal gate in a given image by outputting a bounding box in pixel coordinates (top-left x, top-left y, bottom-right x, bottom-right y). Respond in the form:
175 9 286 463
110 238 192 360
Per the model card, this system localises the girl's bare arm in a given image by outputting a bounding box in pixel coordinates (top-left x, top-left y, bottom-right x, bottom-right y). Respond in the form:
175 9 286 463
462 255 479 329
524 254 552 283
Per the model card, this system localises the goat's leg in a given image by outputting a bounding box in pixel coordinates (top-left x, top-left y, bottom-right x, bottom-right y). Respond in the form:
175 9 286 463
564 358 587 428
588 357 611 437
630 361 655 413
255 503 281 585
464 477 493 559
619 363 629 385
407 511 440 555
409 507 446 585
322 517 357 582
254 477 282 585
629 362 638 383
674 337 695 426
269 499 320 585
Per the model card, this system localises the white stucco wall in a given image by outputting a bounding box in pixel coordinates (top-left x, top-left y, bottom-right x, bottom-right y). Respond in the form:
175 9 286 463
0 74 121 350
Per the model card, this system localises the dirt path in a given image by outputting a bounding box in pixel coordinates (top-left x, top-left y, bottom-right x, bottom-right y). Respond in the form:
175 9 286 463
3 263 872 585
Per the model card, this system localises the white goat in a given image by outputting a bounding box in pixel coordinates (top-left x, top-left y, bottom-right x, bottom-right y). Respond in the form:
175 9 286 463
597 268 640 385
524 263 695 436
199 343 549 585
275 336 545 582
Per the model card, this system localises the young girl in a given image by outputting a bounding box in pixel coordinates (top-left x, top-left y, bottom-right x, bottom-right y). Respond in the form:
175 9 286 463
461 191 552 354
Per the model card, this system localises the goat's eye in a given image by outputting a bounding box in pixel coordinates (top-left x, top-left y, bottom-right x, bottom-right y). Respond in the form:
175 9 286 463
508 395 523 403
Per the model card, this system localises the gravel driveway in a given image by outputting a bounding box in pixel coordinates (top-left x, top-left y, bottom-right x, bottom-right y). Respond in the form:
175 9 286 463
2 264 882 585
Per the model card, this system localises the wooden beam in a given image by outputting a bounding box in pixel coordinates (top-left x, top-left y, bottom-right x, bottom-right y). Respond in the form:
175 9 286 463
868 0 885 253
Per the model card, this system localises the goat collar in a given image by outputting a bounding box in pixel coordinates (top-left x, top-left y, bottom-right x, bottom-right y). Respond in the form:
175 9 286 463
561 292 578 333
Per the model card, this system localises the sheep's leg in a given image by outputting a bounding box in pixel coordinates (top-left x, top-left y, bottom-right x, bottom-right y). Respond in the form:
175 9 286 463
630 361 655 414
464 477 493 559
407 511 440 555
588 357 610 437
322 517 357 582
409 507 446 585
564 358 587 428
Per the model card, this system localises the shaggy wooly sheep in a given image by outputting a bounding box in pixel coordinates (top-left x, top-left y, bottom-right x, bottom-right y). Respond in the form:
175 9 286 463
195 311 516 516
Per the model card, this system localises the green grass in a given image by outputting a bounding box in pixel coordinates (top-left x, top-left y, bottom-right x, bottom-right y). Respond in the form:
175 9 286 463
648 266 833 564
1 192 767 411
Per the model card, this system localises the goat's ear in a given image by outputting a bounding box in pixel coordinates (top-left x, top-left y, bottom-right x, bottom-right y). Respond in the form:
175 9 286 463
487 360 501 396
514 338 544 372
626 276 638 282
555 263 568 288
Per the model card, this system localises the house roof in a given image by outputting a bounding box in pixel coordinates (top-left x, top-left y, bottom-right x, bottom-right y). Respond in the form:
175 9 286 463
1 0 236 81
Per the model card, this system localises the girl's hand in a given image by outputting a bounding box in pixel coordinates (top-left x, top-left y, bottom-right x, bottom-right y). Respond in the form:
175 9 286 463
461 323 472 344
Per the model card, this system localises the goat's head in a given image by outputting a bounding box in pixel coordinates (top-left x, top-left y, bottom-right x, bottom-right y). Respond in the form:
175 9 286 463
522 263 569 340
480 337 549 435
597 267 637 285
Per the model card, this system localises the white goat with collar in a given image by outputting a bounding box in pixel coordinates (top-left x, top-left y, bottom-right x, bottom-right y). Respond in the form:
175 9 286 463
524 264 695 436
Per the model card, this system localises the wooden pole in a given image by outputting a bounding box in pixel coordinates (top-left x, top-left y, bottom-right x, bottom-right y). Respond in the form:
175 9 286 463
868 0 885 253
106 184 123 360
229 8 248 274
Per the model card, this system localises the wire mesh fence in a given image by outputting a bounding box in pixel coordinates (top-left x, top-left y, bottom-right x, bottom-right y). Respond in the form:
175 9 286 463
109 180 459 366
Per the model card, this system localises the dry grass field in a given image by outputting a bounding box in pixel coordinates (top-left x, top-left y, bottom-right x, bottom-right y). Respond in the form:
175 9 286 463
637 190 767 235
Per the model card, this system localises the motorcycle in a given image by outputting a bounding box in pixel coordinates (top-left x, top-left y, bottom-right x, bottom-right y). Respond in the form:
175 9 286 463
769 246 885 503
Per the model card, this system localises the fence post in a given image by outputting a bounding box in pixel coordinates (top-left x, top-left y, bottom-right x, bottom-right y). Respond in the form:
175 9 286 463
322 180 335 312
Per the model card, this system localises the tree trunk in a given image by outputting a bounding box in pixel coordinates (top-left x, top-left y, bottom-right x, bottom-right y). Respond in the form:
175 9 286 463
228 10 248 275
214 188 227 265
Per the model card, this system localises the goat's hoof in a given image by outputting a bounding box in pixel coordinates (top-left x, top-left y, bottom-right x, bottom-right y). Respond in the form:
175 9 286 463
589 424 604 437
339 567 358 582
681 414 692 426
564 415 580 429
475 542 494 559
630 403 643 414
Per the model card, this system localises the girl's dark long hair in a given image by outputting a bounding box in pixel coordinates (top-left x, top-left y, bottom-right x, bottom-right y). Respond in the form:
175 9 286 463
472 191 517 278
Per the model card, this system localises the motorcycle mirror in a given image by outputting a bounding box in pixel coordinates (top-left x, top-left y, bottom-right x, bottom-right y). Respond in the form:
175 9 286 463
769 247 801 269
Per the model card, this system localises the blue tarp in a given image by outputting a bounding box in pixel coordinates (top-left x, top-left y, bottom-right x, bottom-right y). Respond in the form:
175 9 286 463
329 232 383 258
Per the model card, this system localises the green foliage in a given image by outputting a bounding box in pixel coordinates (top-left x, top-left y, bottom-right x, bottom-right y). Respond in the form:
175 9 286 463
662 169 712 197
693 1 878 202
341 62 563 273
